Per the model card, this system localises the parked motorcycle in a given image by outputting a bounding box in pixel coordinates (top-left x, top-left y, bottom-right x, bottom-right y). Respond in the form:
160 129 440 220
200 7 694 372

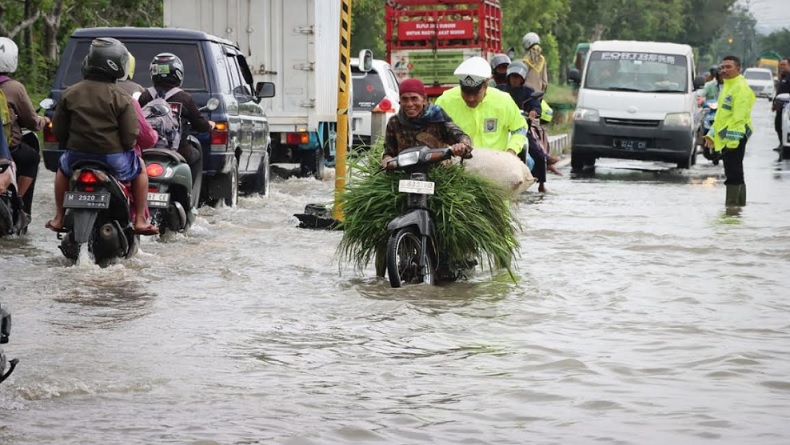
697 100 720 165
384 145 454 288
775 93 790 161
0 302 18 385
0 159 30 236
142 136 203 235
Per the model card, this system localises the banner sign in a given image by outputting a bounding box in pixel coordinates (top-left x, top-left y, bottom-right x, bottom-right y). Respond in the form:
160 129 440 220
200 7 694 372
397 21 475 41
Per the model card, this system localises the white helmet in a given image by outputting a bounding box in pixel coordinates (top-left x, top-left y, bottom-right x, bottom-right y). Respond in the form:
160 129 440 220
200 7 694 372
522 32 541 51
454 56 492 88
0 37 19 73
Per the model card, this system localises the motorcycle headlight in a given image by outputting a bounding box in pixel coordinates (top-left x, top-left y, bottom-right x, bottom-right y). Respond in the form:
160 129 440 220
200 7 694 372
396 151 420 167
573 107 600 122
664 112 692 127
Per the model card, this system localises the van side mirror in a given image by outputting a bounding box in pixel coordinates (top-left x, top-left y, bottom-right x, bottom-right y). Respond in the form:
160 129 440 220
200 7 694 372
693 75 706 90
255 81 276 99
568 69 581 84
358 49 373 72
40 98 55 110
507 46 516 60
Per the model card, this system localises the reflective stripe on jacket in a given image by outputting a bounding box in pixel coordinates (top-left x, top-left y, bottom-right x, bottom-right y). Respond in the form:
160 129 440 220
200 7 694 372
707 74 755 151
435 86 528 154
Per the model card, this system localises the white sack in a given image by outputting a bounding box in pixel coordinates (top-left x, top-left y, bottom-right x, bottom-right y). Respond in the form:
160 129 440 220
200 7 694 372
454 148 535 195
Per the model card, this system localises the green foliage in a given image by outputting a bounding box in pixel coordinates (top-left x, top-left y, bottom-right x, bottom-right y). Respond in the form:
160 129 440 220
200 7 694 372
759 29 790 62
350 0 386 61
337 142 521 280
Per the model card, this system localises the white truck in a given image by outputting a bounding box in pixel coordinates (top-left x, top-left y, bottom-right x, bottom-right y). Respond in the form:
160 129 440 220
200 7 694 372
163 0 342 178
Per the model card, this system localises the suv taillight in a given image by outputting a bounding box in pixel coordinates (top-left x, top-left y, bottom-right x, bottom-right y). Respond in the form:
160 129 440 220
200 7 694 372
43 121 57 143
373 98 393 113
210 122 228 146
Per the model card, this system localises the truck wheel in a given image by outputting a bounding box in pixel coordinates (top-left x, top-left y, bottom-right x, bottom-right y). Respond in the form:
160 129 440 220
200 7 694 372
300 148 324 179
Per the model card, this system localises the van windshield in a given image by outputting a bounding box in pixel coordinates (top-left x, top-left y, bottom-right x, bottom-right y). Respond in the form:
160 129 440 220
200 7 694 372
744 70 773 81
584 51 688 93
62 40 207 91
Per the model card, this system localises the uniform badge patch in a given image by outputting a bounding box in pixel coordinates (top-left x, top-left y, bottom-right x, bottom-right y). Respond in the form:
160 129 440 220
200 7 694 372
484 118 498 132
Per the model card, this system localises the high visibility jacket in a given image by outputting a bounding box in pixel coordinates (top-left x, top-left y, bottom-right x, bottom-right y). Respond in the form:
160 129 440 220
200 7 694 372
707 74 755 152
435 86 528 154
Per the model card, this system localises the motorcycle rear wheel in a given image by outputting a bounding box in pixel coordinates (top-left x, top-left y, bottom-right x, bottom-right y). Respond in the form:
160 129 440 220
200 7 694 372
386 227 435 288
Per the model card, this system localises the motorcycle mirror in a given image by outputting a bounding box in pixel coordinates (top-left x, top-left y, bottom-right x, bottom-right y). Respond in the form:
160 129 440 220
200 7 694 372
39 98 55 110
358 49 373 73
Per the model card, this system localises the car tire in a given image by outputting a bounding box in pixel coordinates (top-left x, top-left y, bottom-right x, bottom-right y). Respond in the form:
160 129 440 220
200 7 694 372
253 149 271 196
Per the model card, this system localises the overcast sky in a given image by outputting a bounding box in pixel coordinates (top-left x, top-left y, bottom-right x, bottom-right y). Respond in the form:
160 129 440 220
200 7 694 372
740 0 790 34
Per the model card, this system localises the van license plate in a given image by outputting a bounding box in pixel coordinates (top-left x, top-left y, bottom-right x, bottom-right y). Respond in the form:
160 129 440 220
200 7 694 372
399 180 435 195
613 138 648 151
64 191 110 209
147 192 170 208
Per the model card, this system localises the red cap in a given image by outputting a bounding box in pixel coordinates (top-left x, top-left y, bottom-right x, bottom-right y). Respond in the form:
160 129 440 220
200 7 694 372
399 78 426 97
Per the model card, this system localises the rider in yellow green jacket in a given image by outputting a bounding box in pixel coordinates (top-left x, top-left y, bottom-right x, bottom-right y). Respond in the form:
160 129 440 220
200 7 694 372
436 57 528 155
704 56 756 207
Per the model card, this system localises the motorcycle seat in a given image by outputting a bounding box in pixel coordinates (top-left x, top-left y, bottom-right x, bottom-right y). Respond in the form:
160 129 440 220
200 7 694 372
141 148 186 163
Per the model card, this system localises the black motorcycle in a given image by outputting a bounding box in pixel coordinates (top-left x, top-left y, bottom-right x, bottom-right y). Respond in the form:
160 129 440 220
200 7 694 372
384 145 454 288
0 159 29 236
0 302 18 385
56 161 140 265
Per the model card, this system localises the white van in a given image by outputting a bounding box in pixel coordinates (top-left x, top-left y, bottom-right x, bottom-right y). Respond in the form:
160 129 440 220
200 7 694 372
743 67 775 100
569 41 705 171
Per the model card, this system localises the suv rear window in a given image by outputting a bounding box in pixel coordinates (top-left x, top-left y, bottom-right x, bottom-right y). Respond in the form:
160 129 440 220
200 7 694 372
62 40 207 91
352 67 385 111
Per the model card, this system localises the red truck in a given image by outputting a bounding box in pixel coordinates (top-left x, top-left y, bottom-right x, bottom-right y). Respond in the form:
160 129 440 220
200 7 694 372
385 0 502 98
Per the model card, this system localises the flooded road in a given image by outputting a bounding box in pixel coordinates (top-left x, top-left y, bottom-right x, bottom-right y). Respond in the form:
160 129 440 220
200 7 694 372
2 104 790 444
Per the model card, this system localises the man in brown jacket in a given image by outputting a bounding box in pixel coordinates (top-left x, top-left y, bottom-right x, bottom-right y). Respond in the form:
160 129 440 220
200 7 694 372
0 37 49 217
46 37 157 235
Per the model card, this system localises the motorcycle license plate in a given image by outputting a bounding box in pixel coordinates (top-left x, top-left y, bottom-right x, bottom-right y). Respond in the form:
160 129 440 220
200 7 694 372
147 192 170 209
63 191 110 209
398 179 435 195
613 138 648 151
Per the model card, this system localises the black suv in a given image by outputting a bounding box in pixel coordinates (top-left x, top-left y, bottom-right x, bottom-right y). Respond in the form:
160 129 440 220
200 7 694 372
42 27 275 206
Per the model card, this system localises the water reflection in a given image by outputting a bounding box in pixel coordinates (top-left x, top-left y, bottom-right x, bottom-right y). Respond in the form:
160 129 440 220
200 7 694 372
50 279 154 331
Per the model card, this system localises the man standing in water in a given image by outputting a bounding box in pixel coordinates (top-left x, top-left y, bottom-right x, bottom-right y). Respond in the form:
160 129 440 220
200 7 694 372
704 55 755 207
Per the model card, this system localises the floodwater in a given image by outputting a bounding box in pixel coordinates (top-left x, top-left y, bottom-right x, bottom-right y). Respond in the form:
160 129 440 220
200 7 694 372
1 105 789 444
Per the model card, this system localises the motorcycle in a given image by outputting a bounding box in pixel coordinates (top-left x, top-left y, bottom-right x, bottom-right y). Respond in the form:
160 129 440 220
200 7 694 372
0 302 18 385
383 145 453 288
56 160 140 265
775 93 790 161
142 136 203 235
0 159 30 236
697 100 720 165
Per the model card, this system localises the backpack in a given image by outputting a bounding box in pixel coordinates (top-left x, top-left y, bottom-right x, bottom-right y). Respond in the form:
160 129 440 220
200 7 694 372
0 75 13 147
142 87 182 150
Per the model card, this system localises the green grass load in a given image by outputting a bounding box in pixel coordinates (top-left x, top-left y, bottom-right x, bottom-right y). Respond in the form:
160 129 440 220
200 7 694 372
336 143 521 280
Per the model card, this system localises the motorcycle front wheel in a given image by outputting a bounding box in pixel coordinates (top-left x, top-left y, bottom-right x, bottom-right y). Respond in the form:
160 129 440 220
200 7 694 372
386 227 435 288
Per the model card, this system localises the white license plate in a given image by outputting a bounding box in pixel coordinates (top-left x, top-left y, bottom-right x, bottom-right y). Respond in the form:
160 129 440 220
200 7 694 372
147 192 170 208
398 179 435 195
63 191 110 209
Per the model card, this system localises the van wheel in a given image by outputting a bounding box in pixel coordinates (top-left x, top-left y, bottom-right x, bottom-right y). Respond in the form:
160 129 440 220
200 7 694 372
571 153 594 172
677 146 695 169
300 148 324 179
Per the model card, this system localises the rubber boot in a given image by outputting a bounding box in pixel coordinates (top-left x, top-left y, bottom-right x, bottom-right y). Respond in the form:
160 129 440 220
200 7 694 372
725 185 740 207
737 184 746 206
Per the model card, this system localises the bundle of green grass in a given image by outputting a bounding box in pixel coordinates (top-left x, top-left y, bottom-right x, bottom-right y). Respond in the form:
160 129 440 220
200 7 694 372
336 142 521 280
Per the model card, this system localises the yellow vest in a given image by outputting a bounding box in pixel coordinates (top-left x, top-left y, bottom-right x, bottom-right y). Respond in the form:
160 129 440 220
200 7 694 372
435 86 528 154
707 74 755 151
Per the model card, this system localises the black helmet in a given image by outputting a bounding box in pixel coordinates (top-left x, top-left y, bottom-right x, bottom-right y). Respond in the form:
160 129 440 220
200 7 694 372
84 37 129 80
150 52 184 86
490 53 511 70
709 66 720 76
146 103 172 118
